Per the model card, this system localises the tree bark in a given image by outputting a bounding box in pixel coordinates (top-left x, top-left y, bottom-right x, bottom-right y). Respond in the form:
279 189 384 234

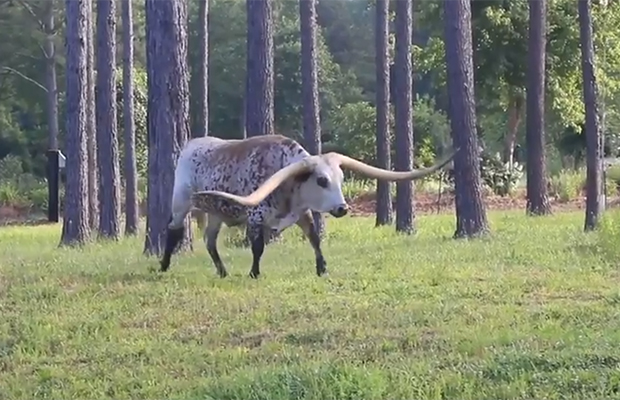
60 0 91 246
579 0 604 231
244 0 278 244
245 0 274 137
394 0 415 234
122 0 139 235
525 0 552 216
443 0 489 238
96 0 121 239
86 0 98 231
44 0 59 151
374 0 393 227
144 0 193 255
300 0 325 236
196 0 209 137
193 0 209 232
503 94 524 168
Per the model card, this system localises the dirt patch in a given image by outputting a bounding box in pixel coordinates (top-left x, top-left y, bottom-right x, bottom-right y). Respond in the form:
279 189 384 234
2 190 619 224
0 205 51 226
347 189 619 217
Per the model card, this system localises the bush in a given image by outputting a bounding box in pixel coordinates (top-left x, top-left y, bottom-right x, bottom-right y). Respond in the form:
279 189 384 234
0 154 53 212
479 152 524 196
606 164 620 193
0 182 24 206
326 97 451 168
0 154 23 183
548 168 616 203
548 169 584 202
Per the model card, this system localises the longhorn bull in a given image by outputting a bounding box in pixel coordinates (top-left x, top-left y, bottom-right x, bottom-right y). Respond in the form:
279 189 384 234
160 134 456 278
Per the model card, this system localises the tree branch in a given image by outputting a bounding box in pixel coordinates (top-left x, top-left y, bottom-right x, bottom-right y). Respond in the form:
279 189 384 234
14 0 44 31
1 66 47 92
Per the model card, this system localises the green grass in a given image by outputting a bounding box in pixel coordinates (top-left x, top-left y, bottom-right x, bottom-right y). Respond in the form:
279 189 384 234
2 211 620 399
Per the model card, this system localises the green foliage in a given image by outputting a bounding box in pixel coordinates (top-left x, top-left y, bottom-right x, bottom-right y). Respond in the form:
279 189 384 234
329 101 379 164
548 169 584 203
327 97 450 166
0 155 50 211
605 164 620 193
194 0 363 139
1 0 620 193
480 152 524 196
0 154 23 182
416 136 436 168
548 168 616 203
115 67 148 178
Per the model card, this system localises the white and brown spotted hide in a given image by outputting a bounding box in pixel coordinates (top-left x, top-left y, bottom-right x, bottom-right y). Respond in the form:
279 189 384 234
180 135 309 227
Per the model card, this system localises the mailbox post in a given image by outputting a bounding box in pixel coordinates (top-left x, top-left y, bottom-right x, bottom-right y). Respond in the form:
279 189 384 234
46 149 66 223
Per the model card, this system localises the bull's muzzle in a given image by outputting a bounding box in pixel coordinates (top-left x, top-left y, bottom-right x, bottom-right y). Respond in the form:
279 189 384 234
329 204 349 218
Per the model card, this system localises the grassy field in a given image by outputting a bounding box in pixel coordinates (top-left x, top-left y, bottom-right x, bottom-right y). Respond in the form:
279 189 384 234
2 211 620 399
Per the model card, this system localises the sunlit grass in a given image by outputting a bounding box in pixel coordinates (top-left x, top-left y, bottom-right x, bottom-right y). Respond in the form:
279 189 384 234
2 211 620 399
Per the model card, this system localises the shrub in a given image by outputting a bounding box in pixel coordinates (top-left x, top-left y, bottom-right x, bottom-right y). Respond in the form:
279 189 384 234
548 168 616 203
0 182 23 206
0 154 54 212
26 185 50 211
479 152 524 196
548 169 584 202
606 164 620 193
0 154 23 183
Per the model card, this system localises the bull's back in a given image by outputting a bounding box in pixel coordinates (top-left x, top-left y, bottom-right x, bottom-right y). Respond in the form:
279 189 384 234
190 135 309 195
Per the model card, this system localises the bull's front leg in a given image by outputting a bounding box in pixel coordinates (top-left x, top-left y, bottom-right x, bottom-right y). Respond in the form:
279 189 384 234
296 211 328 276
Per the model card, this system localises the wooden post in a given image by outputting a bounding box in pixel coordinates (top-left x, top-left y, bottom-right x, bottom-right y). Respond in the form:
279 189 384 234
47 149 60 222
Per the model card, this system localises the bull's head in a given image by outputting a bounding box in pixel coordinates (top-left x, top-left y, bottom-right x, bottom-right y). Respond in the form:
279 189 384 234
194 149 458 218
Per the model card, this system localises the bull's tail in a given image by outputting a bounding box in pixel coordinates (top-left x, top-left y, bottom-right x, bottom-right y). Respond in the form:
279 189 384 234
160 215 186 272
160 170 193 272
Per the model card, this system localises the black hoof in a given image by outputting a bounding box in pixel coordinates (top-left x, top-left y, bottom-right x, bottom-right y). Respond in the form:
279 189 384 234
160 259 170 272
218 269 228 278
317 269 328 277
249 271 260 279
316 258 327 276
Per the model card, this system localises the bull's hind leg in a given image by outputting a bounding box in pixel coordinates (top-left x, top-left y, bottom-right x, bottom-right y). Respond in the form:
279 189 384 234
160 185 192 272
296 211 328 276
204 215 228 278
247 223 265 279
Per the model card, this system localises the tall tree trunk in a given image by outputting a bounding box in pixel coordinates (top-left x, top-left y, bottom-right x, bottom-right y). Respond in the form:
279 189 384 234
394 0 415 234
193 0 209 232
60 0 91 246
44 0 59 151
245 0 274 137
525 0 551 216
443 0 489 238
96 0 121 239
579 0 604 231
144 0 193 255
503 94 524 168
86 0 98 231
196 0 209 137
122 0 139 235
244 0 278 244
300 0 324 236
374 0 393 227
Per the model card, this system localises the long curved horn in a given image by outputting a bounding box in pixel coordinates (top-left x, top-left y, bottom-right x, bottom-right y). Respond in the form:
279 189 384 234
327 147 458 181
191 156 319 207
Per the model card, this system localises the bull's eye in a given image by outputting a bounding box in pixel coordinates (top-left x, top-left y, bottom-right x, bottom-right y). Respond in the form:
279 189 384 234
316 176 329 188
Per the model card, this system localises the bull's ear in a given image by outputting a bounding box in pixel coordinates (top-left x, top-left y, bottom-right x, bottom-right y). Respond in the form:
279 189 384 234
294 171 313 183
